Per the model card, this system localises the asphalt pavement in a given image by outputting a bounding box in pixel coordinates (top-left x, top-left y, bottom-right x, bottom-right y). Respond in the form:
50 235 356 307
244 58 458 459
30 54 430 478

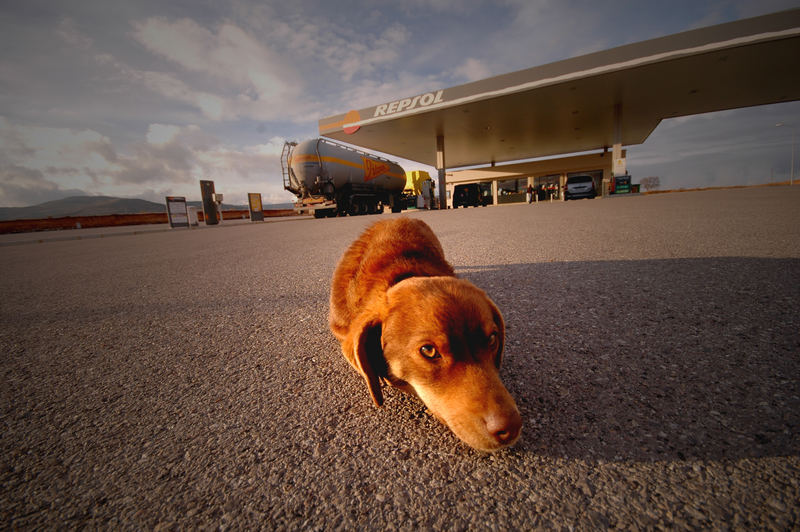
1 187 799 529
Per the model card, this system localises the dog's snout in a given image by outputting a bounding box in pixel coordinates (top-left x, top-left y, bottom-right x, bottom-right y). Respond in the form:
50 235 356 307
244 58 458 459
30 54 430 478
485 410 522 446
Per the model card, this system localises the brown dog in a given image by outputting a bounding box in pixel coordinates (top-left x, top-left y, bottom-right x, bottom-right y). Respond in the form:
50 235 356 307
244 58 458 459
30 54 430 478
330 218 521 451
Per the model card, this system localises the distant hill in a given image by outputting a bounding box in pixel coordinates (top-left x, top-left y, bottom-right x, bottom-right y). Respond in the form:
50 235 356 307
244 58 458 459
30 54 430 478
262 202 294 210
185 200 248 211
0 196 166 221
0 195 288 221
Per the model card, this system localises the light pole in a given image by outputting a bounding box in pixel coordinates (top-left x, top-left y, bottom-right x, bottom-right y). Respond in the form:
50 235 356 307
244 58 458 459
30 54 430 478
776 122 795 185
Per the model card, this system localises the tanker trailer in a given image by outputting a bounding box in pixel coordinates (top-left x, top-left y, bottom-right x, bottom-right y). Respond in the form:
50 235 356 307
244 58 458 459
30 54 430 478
281 138 406 218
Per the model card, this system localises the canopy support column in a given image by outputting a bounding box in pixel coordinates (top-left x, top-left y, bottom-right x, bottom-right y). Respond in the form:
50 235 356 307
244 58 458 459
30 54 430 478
436 135 447 209
612 103 627 177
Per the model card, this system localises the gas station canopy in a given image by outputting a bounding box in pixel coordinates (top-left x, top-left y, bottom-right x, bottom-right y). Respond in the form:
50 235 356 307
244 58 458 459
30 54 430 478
319 9 800 170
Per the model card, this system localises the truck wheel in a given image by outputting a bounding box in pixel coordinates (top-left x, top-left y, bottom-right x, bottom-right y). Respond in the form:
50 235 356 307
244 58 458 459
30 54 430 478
315 208 336 218
389 194 402 213
337 197 349 216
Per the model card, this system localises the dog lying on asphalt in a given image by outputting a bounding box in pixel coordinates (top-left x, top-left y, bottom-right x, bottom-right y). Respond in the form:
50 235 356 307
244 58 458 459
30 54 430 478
329 218 521 451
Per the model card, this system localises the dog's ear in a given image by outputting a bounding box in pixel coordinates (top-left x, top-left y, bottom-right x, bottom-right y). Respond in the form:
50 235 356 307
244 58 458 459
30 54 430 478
350 311 386 407
488 299 505 368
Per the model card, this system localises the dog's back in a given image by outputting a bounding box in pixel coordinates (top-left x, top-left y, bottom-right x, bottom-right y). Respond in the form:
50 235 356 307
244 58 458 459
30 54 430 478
330 218 454 341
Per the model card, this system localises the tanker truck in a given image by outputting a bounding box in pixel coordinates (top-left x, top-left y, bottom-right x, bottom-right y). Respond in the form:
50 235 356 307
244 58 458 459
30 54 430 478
281 138 406 218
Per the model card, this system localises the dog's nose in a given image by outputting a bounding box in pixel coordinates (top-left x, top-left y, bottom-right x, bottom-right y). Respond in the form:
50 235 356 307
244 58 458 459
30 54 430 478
485 411 522 445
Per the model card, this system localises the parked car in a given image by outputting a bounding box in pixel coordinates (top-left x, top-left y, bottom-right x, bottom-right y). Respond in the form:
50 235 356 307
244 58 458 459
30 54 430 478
453 183 491 208
564 175 597 200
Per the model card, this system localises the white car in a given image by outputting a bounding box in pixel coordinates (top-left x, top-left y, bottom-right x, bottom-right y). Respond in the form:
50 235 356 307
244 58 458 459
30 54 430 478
564 175 597 200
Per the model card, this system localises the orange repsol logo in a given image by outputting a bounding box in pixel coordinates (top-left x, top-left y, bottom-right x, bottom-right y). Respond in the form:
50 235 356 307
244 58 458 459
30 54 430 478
374 90 444 117
362 157 390 181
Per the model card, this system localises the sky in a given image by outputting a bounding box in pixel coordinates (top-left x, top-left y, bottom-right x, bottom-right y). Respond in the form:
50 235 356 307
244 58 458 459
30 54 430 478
1 0 799 208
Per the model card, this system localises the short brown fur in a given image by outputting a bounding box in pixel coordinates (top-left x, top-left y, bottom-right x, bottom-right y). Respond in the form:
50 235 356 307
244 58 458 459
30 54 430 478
330 218 521 451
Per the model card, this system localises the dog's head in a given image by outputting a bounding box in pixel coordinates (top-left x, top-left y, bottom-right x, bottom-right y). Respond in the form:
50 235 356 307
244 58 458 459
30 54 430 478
348 276 522 452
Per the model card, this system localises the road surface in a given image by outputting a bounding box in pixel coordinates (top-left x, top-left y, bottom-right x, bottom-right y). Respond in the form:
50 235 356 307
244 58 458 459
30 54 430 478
2 187 799 529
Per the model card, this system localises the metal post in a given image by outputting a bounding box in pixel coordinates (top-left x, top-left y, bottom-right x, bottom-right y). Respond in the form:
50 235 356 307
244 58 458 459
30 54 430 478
436 135 447 209
776 123 795 185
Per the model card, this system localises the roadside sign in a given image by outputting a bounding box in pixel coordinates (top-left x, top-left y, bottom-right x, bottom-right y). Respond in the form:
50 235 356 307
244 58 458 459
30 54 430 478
200 180 219 225
248 193 264 221
614 174 632 194
165 196 189 228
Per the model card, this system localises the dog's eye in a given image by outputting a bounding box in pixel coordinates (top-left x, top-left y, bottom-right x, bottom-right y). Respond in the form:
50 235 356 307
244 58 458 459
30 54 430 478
419 344 440 359
488 332 498 348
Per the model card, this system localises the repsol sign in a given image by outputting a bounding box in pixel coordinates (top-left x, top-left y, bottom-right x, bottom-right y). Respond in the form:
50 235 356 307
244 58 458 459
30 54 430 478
374 90 444 117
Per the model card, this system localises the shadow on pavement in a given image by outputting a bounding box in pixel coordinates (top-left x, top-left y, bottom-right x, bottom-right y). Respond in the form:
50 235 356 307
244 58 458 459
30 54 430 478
457 257 800 463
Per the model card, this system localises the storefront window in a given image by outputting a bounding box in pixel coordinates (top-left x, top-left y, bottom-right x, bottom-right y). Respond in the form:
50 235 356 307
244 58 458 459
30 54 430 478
479 182 493 203
497 177 528 203
534 174 561 200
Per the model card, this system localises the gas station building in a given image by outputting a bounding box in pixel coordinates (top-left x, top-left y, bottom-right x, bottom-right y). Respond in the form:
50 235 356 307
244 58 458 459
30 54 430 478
444 151 623 206
317 9 800 208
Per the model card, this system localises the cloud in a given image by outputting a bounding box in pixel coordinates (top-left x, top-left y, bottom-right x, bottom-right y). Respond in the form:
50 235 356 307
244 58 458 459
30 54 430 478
134 129 297 205
0 118 124 205
451 58 492 82
55 17 94 50
0 117 113 176
130 17 308 121
334 23 411 82
146 124 181 145
0 169 88 207
0 115 295 207
230 2 412 79
113 141 195 186
133 17 290 96
0 117 92 205
93 54 229 120
399 0 486 13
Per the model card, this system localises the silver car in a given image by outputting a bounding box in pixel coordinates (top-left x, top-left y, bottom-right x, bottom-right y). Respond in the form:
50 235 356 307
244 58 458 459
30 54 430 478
564 175 596 200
